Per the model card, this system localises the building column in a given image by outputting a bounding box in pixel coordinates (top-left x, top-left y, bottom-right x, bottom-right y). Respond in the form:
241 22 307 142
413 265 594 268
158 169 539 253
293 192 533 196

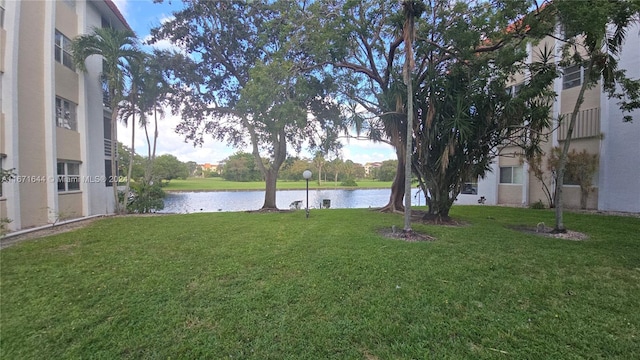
43 0 58 223
2 0 21 230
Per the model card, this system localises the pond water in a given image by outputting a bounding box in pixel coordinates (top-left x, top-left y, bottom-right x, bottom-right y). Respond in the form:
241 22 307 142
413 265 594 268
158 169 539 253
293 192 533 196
161 188 425 213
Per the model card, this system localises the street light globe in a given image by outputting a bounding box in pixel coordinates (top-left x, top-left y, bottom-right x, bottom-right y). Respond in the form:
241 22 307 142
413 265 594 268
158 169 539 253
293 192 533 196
303 170 312 179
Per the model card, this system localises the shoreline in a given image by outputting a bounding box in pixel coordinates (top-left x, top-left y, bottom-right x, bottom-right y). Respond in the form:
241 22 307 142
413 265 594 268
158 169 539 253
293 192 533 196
164 187 392 193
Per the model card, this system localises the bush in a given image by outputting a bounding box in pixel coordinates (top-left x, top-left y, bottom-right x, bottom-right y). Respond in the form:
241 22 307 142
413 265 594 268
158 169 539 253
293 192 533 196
340 179 358 187
127 182 165 213
529 200 546 209
1 218 12 237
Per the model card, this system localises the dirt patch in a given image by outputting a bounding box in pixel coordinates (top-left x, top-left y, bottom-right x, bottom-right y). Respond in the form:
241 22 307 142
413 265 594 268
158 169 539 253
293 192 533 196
512 224 588 241
378 227 436 242
413 211 467 226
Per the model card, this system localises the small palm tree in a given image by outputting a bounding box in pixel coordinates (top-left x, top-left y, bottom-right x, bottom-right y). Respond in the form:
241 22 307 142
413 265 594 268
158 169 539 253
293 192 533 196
72 27 141 214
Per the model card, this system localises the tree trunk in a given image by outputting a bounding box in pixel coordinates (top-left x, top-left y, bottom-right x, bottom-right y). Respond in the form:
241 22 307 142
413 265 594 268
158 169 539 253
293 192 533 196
123 110 135 212
123 91 136 212
110 87 120 214
261 168 278 210
554 59 593 232
149 108 159 182
379 147 405 213
143 114 152 183
580 188 588 210
402 0 418 233
424 180 454 222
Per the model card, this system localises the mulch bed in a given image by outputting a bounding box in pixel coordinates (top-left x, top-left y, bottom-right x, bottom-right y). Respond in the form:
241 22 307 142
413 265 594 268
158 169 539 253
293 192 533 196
511 224 589 241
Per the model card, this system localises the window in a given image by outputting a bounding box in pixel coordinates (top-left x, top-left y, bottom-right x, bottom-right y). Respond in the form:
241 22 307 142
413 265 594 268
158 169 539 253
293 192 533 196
500 166 523 184
57 162 80 192
461 176 478 194
562 64 583 89
105 160 115 187
55 30 74 70
56 97 77 130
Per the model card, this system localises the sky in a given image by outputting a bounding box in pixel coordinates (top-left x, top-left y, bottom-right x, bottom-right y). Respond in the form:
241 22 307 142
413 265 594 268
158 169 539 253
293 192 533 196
113 0 396 165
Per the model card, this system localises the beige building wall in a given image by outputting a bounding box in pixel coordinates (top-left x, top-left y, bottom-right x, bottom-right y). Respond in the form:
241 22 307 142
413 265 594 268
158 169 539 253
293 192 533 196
492 32 604 210
58 192 83 219
54 1 83 220
56 128 82 161
1 0 129 232
17 1 50 228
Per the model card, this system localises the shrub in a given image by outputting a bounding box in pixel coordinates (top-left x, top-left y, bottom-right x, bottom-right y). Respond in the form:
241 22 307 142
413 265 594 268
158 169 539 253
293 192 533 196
529 200 546 209
127 182 165 213
340 179 358 187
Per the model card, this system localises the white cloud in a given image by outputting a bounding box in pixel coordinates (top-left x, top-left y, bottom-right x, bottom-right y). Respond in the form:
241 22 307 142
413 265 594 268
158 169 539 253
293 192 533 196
117 107 242 164
340 140 396 165
142 34 184 54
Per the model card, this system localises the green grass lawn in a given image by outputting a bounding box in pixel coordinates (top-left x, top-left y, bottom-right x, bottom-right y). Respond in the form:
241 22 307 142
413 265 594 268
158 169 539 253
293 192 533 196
1 207 639 359
163 177 393 191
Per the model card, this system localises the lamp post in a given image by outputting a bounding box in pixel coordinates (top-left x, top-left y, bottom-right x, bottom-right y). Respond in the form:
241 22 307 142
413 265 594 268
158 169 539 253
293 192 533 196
303 170 312 218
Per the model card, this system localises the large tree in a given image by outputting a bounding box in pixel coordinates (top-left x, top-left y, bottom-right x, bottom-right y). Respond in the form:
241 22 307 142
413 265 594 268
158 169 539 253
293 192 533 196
410 0 557 220
296 0 412 212
222 152 262 182
72 27 141 214
541 0 640 232
150 0 343 210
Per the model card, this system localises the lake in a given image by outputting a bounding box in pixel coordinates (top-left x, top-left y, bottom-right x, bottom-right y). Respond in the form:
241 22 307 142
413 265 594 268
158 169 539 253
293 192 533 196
161 188 426 213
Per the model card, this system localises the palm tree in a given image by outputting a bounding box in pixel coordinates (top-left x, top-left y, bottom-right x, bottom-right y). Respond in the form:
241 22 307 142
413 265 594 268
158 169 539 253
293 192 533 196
401 0 423 234
120 53 147 211
72 27 140 214
138 51 170 184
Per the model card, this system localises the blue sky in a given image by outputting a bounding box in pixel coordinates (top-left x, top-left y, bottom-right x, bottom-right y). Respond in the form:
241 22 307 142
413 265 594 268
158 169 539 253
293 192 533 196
113 0 396 165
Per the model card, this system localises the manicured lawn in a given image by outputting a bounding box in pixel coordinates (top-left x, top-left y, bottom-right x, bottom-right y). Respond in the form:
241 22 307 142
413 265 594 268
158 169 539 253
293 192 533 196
163 177 393 191
1 207 639 359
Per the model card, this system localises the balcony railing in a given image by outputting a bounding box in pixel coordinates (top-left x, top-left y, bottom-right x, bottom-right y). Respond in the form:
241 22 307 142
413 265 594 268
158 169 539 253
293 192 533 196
558 107 600 141
104 139 114 157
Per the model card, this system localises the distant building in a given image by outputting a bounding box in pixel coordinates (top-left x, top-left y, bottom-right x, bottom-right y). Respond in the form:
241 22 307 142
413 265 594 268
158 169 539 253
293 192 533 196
197 163 221 176
364 162 382 177
1 0 131 232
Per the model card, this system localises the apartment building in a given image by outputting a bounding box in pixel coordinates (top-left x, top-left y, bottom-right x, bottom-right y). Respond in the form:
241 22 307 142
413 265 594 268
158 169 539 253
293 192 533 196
466 23 640 213
1 0 130 232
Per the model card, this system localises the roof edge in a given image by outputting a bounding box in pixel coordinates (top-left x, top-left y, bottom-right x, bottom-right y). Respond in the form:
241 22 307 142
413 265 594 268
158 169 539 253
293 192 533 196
103 0 132 32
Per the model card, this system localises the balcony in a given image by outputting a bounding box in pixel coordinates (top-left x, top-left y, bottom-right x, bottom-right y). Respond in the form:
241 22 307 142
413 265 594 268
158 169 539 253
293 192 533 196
558 107 600 141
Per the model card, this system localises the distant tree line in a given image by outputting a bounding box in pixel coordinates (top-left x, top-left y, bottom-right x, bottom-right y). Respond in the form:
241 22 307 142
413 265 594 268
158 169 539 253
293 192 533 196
220 152 376 184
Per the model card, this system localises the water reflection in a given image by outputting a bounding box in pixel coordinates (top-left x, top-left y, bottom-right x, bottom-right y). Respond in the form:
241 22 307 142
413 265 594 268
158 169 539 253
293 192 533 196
161 188 424 213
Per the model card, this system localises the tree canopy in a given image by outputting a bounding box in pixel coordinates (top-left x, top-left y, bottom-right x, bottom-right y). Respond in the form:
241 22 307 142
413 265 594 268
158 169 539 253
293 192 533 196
150 0 345 210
